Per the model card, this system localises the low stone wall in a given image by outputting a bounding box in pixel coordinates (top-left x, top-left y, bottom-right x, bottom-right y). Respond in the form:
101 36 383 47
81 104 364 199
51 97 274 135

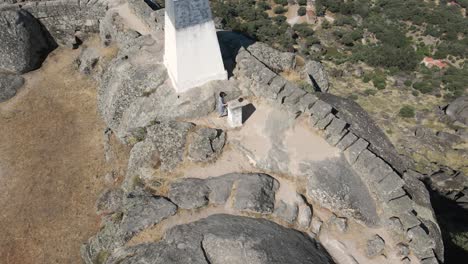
234 47 442 264
0 0 110 44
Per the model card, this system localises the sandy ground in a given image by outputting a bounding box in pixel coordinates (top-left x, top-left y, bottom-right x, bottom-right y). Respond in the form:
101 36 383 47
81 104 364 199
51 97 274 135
0 47 127 264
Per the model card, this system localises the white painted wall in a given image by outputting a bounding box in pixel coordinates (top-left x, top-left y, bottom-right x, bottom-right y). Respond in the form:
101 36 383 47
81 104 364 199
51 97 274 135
164 13 227 93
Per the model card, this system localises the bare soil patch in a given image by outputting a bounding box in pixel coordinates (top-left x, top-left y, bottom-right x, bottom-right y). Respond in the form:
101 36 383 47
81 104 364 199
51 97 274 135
0 47 127 264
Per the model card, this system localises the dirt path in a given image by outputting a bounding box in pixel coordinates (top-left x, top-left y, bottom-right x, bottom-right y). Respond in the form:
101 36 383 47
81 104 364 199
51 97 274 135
0 47 126 264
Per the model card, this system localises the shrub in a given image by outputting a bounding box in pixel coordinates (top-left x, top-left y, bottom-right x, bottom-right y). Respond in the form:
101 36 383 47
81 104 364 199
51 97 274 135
322 20 331 29
364 89 377 96
274 0 288 6
348 94 359 100
298 0 307 5
362 75 371 83
372 75 387 90
298 6 307 16
273 15 287 24
412 81 433 94
399 106 415 118
412 90 419 97
404 80 412 87
273 5 287 14
257 1 271 10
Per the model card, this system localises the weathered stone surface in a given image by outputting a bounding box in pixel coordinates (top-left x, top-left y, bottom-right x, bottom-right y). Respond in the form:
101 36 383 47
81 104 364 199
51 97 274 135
98 37 167 139
311 216 323 234
247 42 296 71
325 117 347 138
269 75 288 99
386 217 404 233
397 211 421 230
329 214 347 232
168 178 210 209
188 127 225 163
0 72 24 102
377 172 405 200
206 175 237 205
310 100 333 123
146 121 194 171
0 9 56 73
298 204 313 228
105 214 335 264
297 92 319 113
82 189 177 264
126 138 158 185
388 195 413 213
121 189 177 238
316 113 335 130
318 93 407 173
233 174 279 214
336 132 358 151
274 200 298 223
421 257 439 264
306 155 379 225
366 235 385 257
445 96 468 125
100 10 141 47
344 138 369 164
75 46 100 76
304 60 330 93
396 243 410 257
96 188 124 215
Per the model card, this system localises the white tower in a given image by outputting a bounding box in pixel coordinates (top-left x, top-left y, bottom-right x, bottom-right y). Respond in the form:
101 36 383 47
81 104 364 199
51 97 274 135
164 0 227 93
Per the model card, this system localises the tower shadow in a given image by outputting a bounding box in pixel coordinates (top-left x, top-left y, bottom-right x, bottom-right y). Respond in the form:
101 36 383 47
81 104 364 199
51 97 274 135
217 31 255 78
427 186 468 262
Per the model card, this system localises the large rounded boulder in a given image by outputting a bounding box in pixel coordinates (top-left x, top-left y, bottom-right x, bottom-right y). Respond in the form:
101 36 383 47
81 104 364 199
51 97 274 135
0 9 56 73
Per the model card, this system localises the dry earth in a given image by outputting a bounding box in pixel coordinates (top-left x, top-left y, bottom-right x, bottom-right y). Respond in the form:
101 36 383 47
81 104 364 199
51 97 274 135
0 47 128 264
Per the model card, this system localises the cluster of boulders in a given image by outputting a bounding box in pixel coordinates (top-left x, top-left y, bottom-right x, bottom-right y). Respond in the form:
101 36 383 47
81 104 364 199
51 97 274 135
1 1 453 263
233 44 444 263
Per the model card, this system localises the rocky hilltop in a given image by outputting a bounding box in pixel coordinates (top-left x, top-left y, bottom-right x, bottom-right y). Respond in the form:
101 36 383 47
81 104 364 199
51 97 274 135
1 1 465 264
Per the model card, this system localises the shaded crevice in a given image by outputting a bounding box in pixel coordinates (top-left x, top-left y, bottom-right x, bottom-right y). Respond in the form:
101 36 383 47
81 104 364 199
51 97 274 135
200 236 212 264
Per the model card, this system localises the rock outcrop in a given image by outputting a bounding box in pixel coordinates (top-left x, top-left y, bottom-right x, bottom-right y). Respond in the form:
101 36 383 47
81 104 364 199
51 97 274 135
78 2 446 264
0 9 56 73
106 214 335 264
0 72 24 102
445 96 468 125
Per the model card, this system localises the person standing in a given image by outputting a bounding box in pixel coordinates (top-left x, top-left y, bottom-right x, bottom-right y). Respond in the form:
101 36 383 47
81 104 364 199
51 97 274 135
217 92 228 117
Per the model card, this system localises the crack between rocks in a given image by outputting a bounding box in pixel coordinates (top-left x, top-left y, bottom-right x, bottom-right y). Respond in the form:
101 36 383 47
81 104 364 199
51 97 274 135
200 236 212 264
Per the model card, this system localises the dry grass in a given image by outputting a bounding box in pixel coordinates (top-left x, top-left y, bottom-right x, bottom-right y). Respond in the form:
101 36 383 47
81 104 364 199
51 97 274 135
0 42 128 264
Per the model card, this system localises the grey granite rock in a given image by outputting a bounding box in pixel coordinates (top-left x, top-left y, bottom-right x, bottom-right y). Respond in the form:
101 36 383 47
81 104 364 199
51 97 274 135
304 61 330 92
168 178 210 209
318 93 407 173
146 121 194 171
96 188 124 215
105 214 335 264
247 42 296 72
329 214 347 232
336 132 358 151
206 175 237 205
233 173 279 214
0 9 56 73
376 172 405 201
188 127 225 163
316 113 335 130
396 243 410 257
388 195 413 213
121 189 177 238
445 96 468 125
0 72 24 102
366 235 385 257
274 200 298 223
75 46 100 76
310 100 333 124
344 138 369 164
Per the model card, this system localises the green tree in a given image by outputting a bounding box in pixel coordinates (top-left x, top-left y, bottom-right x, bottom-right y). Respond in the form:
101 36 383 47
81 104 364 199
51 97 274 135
399 106 415 118
298 6 307 16
273 5 287 14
